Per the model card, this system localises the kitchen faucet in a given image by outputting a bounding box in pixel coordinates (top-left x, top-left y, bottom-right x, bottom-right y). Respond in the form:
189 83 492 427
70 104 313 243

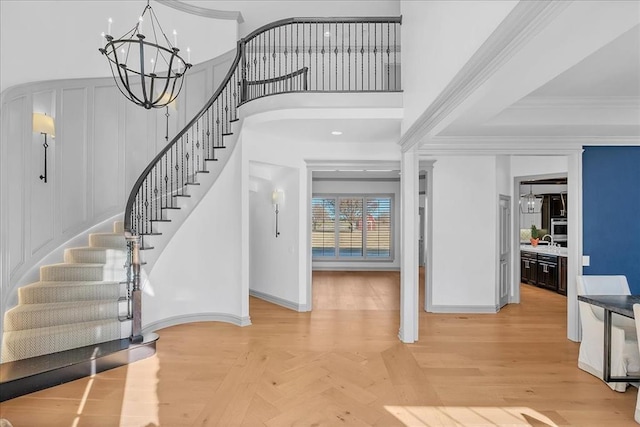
541 234 554 246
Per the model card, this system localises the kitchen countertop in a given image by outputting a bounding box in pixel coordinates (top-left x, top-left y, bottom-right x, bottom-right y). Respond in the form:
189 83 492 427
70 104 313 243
520 244 568 257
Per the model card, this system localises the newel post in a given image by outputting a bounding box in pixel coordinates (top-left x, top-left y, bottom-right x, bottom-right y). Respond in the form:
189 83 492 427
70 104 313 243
126 232 143 343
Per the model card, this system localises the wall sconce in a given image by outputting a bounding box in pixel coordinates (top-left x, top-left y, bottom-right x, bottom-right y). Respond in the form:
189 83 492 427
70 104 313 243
157 93 175 142
33 113 55 183
272 189 284 237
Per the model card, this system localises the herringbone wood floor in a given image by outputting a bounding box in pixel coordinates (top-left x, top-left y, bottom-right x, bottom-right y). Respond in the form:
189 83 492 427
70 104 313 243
0 270 637 426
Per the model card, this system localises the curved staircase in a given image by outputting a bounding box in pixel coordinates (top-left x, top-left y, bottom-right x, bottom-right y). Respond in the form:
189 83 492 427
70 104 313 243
0 221 157 401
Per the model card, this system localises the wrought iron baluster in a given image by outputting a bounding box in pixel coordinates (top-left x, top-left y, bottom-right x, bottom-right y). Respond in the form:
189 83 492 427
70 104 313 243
374 23 378 91
348 23 351 91
367 23 370 90
394 22 398 90
387 22 390 90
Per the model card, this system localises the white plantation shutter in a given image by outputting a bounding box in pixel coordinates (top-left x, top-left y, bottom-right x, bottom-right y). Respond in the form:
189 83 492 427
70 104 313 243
365 197 391 258
311 197 336 257
312 195 393 261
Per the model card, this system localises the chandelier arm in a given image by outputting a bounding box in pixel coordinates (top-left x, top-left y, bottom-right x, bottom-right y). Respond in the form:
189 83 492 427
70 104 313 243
106 40 146 107
137 36 151 108
153 51 180 106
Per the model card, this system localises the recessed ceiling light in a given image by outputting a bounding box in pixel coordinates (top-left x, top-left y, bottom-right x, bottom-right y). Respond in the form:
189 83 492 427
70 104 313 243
324 31 331 38
331 131 342 135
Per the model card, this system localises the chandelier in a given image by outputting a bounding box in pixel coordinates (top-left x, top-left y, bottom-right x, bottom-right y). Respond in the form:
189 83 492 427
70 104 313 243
520 185 543 214
99 0 191 109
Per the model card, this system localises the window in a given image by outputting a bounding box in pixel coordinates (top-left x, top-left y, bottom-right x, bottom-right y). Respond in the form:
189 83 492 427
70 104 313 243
312 195 393 260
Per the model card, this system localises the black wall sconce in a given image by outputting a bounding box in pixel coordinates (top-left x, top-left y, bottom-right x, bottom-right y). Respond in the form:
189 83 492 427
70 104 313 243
272 189 284 237
33 113 55 183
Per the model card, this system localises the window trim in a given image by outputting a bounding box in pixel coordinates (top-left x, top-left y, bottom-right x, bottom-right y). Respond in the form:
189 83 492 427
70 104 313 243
311 193 394 262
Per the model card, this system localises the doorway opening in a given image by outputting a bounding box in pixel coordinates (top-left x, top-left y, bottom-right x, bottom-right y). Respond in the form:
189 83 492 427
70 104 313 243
310 166 401 313
515 173 569 318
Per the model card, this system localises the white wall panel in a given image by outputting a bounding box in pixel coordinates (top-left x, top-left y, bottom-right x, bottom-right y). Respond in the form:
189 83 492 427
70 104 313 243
123 101 153 193
60 88 88 233
7 97 26 276
185 68 208 121
93 86 121 215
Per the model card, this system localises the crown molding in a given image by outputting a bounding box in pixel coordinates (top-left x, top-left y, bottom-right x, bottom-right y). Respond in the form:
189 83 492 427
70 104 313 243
155 0 244 23
399 1 572 150
414 135 640 156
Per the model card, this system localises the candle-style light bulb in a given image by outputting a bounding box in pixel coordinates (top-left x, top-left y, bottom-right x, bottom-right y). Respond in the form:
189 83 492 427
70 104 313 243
173 30 178 47
138 16 143 35
187 47 191 63
107 17 112 35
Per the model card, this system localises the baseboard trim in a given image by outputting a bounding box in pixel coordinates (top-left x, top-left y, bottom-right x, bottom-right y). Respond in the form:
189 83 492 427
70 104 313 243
428 304 499 314
249 289 307 312
312 266 400 272
142 313 252 334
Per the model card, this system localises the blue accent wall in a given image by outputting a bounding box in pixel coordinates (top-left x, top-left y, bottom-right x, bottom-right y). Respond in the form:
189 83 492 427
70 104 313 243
583 146 640 292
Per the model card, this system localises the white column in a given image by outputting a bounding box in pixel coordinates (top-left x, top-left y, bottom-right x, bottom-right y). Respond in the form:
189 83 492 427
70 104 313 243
400 147 419 343
567 151 583 342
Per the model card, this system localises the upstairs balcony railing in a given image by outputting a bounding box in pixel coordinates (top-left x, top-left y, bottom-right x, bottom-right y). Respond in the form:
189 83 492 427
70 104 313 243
123 17 401 341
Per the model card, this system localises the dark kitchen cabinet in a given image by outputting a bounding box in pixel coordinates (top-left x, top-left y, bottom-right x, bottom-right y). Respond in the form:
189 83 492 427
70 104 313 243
537 254 558 291
521 251 566 295
521 251 538 285
542 193 568 230
558 256 567 296
550 193 567 218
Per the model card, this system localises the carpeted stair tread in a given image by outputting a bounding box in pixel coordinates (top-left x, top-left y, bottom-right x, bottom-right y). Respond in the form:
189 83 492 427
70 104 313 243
64 247 127 264
113 221 125 233
19 281 121 304
4 300 119 331
89 232 126 249
40 263 125 282
2 319 122 362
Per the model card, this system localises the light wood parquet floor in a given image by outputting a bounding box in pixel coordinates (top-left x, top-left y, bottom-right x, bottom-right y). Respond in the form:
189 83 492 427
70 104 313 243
0 270 637 426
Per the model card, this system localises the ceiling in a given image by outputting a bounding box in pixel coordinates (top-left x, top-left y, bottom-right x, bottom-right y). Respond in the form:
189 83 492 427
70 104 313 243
437 20 640 139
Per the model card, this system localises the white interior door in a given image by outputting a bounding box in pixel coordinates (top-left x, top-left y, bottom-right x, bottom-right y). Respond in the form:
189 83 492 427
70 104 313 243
499 195 511 308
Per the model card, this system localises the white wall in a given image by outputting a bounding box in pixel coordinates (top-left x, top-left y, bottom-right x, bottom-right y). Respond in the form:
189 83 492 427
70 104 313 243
400 0 517 134
143 139 248 330
312 178 401 270
430 156 498 310
0 0 238 93
248 163 301 309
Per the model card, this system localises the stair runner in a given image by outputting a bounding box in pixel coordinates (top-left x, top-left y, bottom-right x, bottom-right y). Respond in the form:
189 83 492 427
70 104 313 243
1 221 129 362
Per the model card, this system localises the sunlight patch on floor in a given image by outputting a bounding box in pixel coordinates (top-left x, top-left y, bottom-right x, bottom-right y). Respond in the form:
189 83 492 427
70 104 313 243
120 355 160 425
385 406 558 427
